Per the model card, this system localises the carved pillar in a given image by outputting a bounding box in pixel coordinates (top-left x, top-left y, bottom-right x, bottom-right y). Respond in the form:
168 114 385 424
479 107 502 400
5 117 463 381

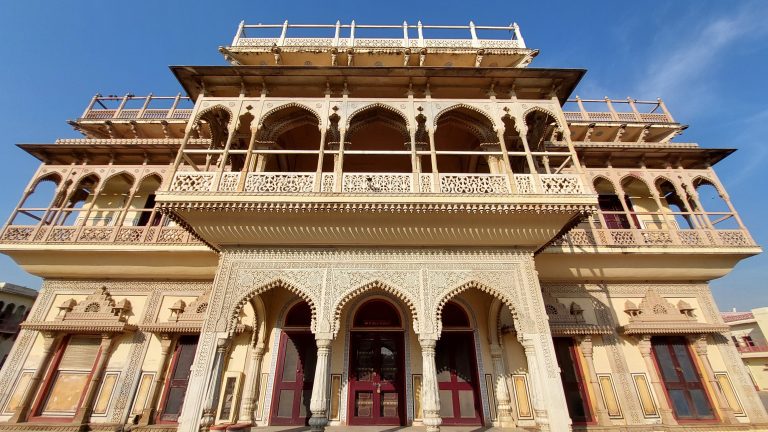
521 337 550 431
200 338 231 431
9 332 62 423
576 336 611 425
139 334 176 426
238 126 259 192
419 337 442 432
426 129 439 191
515 127 541 191
309 338 332 432
238 344 266 423
489 344 515 426
689 334 738 423
637 335 677 425
73 333 118 424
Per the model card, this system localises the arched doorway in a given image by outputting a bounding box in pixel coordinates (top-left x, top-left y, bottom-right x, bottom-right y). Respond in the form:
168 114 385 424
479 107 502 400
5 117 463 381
347 299 406 426
436 301 483 425
270 301 316 426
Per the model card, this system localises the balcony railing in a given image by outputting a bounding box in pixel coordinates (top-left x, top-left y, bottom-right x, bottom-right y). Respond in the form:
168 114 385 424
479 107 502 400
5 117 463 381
231 21 527 50
79 95 193 121
552 227 756 248
169 171 587 195
737 345 768 354
563 98 676 124
0 223 198 245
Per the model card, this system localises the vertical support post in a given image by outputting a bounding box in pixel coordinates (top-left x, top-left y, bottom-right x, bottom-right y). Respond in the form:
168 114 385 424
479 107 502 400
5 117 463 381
309 338 332 432
232 20 245 46
113 93 131 119
73 334 117 424
82 93 101 118
627 97 642 122
469 21 479 48
637 335 678 425
8 332 62 423
490 345 515 426
238 344 266 424
604 97 618 121
200 338 231 431
657 98 675 123
349 20 356 47
417 21 424 47
138 93 153 119
333 20 341 47
419 337 442 432
689 335 739 423
168 93 182 119
139 334 176 426
512 22 526 47
278 20 288 45
521 337 550 431
402 21 409 48
577 336 612 425
516 127 541 192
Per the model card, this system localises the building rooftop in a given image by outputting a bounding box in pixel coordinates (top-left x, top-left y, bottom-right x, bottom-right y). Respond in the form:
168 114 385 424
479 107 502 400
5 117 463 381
721 311 755 323
0 282 38 298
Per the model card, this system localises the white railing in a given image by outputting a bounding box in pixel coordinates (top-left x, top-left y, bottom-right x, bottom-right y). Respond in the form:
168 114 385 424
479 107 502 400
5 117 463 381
170 171 588 196
342 173 412 193
553 228 756 248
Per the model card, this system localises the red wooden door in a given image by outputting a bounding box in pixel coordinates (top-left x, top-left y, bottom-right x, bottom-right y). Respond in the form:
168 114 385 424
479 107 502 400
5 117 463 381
348 332 405 425
553 337 593 424
270 331 317 425
158 335 199 423
435 332 483 424
652 337 715 421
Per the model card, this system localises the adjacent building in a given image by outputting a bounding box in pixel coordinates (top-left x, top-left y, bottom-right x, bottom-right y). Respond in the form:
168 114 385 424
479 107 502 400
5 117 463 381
0 282 37 369
0 20 764 432
723 308 768 392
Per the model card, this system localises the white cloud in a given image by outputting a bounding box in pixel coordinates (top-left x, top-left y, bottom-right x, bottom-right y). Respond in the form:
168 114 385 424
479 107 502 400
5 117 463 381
635 3 768 102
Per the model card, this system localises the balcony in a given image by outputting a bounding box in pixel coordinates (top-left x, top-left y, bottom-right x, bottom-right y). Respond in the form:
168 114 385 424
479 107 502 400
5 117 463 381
69 94 195 139
562 98 684 144
221 21 536 68
553 226 755 248
0 170 216 279
737 345 768 354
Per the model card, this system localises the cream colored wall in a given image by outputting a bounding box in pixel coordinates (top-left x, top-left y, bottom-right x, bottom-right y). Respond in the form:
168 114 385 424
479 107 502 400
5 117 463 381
730 322 766 346
743 358 768 390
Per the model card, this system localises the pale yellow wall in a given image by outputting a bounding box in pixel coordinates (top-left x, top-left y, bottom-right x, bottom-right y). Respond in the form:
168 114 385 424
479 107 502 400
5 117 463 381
152 295 200 323
743 358 768 390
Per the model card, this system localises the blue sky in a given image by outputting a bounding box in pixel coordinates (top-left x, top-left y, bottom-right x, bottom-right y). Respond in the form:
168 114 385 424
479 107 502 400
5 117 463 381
0 1 766 311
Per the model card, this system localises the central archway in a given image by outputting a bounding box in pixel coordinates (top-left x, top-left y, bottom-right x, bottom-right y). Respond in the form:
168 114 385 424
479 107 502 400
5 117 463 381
347 298 407 426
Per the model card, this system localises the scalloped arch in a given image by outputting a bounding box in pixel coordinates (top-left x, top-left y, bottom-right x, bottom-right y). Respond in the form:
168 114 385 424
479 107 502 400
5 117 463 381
258 102 322 128
71 172 102 190
228 278 318 334
100 170 137 189
690 175 725 196
521 106 565 130
434 280 520 336
31 172 63 190
193 104 234 128
345 103 410 130
592 175 618 194
433 103 496 128
618 173 652 192
653 175 684 197
331 280 419 336
137 172 163 187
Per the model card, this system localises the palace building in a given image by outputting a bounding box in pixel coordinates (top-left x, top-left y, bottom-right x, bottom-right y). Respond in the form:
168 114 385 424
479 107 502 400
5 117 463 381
0 20 764 432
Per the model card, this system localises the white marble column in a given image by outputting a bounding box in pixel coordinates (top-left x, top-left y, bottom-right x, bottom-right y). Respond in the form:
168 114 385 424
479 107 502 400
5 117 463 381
309 338 332 432
199 338 231 431
238 344 266 424
490 344 515 426
419 337 442 432
521 337 550 431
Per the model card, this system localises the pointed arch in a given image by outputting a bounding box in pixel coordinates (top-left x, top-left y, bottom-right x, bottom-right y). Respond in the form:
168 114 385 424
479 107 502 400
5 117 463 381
101 170 137 188
259 102 321 128
192 104 234 128
228 278 318 335
31 172 62 190
618 173 652 191
691 175 725 196
521 106 565 130
434 280 520 335
345 103 410 130
592 175 618 194
434 106 498 143
434 103 496 128
331 280 419 336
